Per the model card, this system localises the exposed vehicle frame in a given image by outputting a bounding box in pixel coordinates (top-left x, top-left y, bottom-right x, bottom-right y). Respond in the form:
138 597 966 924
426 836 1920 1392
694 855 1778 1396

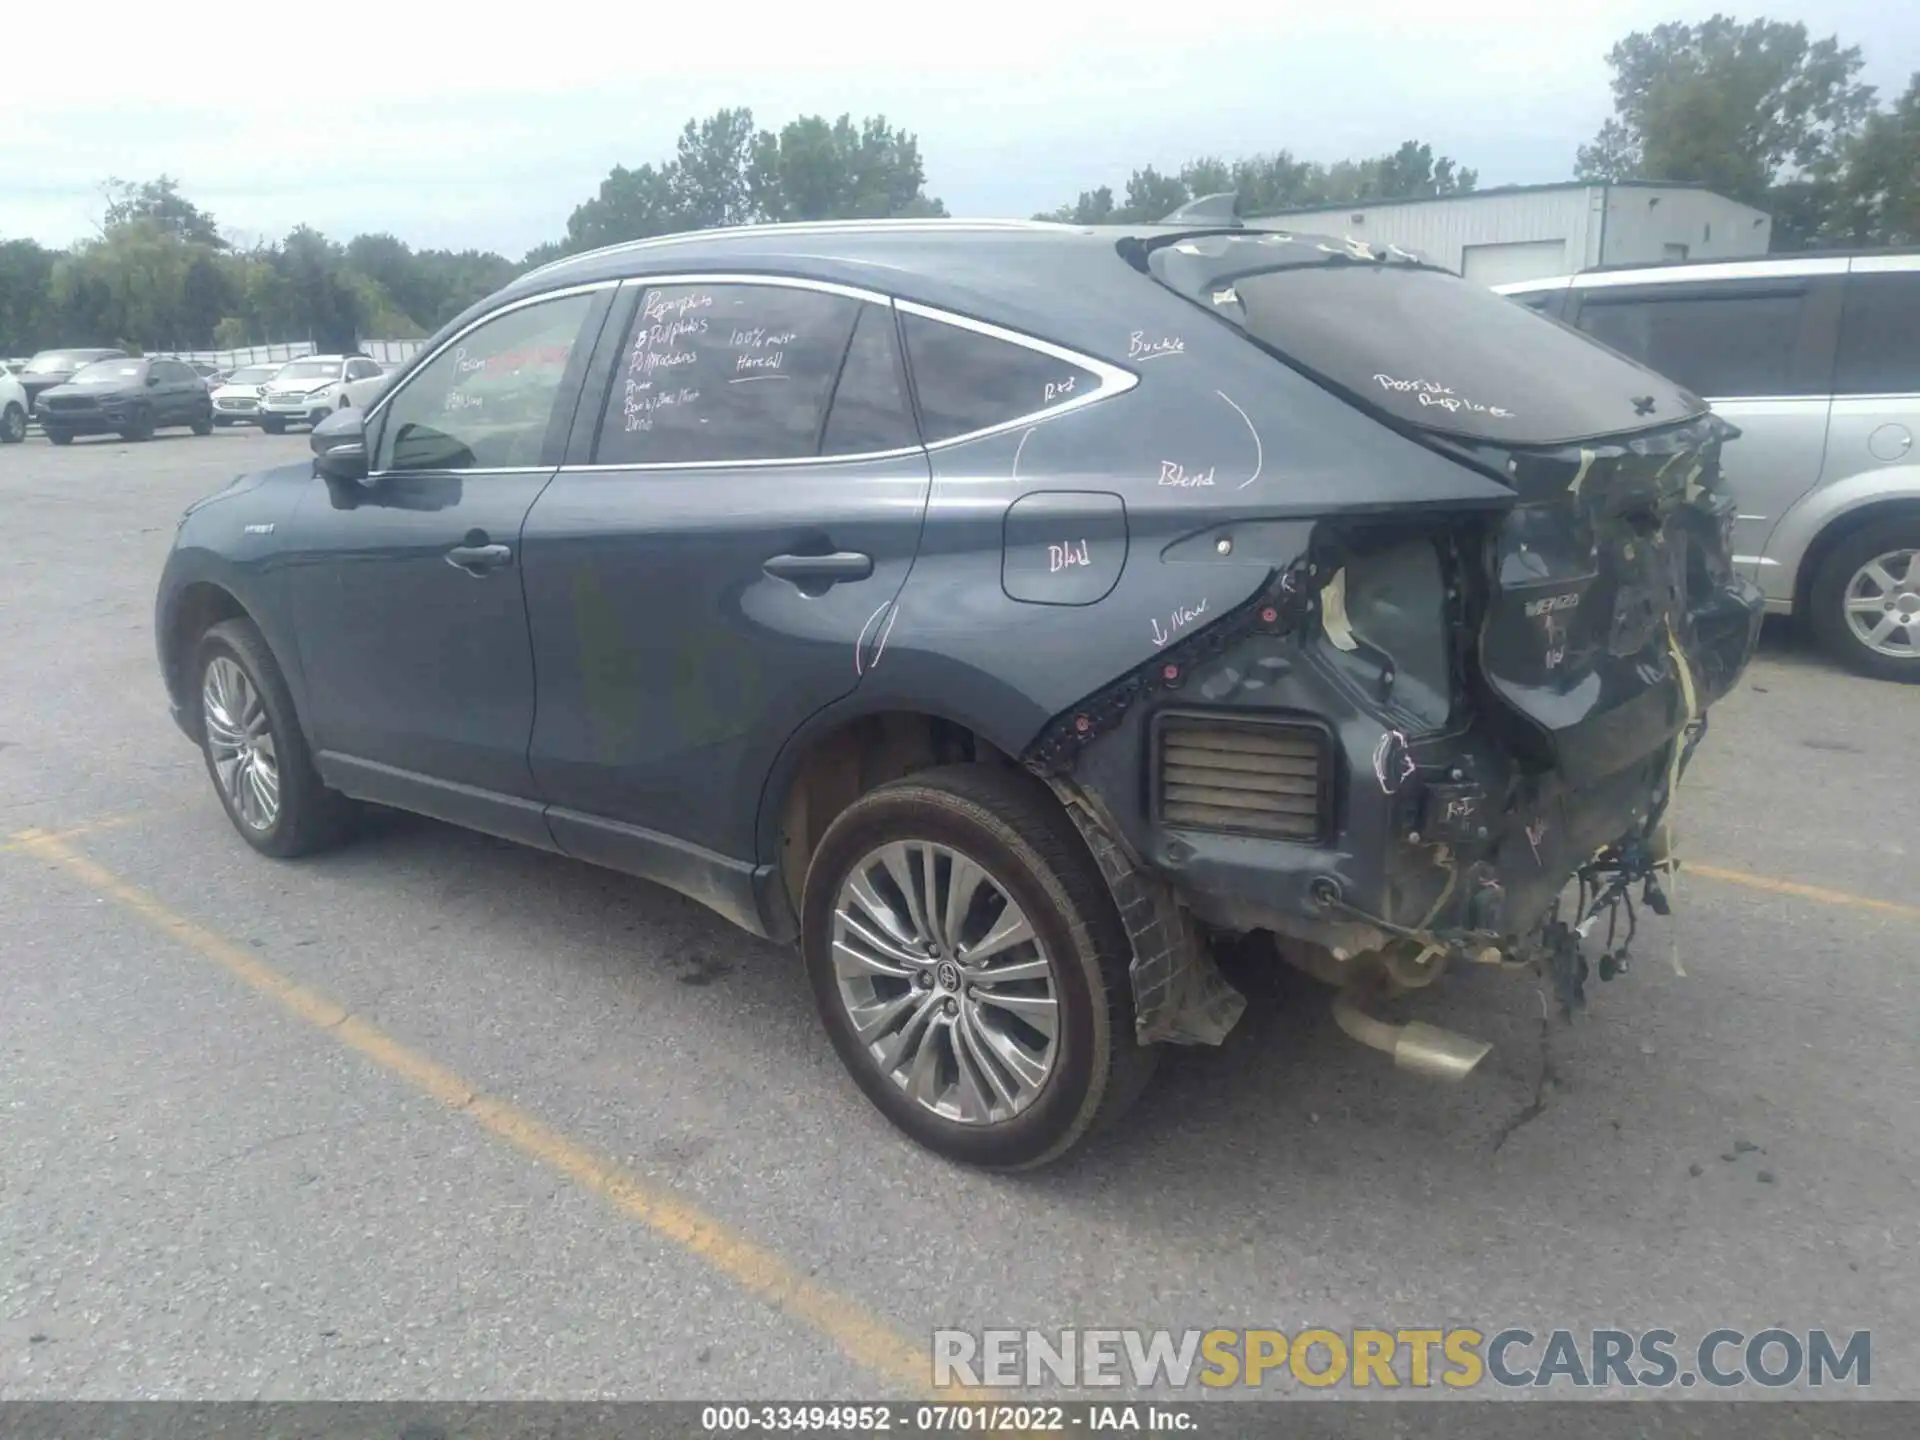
1498 250 1920 682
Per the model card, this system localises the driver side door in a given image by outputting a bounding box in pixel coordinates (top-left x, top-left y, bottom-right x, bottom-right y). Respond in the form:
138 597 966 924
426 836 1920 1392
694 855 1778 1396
283 284 616 847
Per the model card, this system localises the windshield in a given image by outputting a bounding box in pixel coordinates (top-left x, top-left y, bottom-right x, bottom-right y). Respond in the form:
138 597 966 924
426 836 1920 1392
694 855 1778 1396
276 360 336 382
71 361 144 386
1144 232 1705 447
25 351 110 375
228 366 280 384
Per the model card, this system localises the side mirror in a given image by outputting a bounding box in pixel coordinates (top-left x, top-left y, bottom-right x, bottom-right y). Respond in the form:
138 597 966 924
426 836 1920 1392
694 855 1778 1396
146 373 161 387
310 406 369 483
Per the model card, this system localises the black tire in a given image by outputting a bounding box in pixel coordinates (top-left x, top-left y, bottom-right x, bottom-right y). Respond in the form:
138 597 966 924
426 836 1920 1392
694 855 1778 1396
0 402 25 444
1808 517 1920 684
191 411 214 436
192 617 357 858
801 764 1157 1170
45 427 72 446
120 406 155 442
261 416 286 435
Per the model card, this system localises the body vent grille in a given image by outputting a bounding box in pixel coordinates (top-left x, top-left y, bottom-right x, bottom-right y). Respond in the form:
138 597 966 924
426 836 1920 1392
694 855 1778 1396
1154 714 1331 842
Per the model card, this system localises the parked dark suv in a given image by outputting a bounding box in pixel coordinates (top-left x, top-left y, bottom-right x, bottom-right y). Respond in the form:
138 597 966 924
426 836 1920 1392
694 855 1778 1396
17 347 128 412
155 219 1763 1168
38 357 215 443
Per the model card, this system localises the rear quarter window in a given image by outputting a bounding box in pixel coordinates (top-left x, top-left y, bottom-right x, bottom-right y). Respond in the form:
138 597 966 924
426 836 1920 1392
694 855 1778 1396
1574 286 1812 399
1835 270 1920 396
898 310 1105 444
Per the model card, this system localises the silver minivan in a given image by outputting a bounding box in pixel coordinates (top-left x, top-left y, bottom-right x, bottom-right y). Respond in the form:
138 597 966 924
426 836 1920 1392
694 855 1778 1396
1499 253 1920 682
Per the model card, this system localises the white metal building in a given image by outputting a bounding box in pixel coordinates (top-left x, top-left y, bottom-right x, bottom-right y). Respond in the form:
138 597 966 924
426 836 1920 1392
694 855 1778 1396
1250 182 1773 285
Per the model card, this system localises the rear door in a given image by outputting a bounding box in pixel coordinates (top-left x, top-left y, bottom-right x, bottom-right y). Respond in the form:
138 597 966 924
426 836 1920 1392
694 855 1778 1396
520 276 932 870
1821 257 1920 492
157 360 200 424
1566 267 1843 583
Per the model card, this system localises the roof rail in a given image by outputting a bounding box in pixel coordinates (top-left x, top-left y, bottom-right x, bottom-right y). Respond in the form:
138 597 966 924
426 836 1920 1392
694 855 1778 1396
519 217 1082 283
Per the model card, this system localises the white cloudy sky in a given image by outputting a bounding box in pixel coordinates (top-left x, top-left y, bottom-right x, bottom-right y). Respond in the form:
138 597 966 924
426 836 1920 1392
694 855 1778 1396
4 0 1914 260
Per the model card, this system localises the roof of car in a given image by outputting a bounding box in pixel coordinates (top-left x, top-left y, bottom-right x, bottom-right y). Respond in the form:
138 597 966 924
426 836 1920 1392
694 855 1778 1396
495 217 1377 350
1497 246 1920 292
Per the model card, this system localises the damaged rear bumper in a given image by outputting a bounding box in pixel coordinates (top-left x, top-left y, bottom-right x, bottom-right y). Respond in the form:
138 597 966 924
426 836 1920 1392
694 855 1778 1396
1026 416 1766 1052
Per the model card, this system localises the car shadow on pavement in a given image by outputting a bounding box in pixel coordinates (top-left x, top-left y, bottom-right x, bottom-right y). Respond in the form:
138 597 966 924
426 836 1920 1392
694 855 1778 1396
322 805 1556 1186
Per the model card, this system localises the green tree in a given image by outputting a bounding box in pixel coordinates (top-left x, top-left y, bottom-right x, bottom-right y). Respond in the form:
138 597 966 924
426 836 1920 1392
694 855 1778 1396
0 238 61 352
102 175 227 249
546 107 945 257
748 114 945 222
1039 141 1477 224
1575 15 1876 217
1831 72 1920 244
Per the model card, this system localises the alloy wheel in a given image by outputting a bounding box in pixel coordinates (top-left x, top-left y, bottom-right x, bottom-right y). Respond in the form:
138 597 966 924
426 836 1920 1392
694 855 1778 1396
830 840 1060 1126
1 405 24 443
1843 548 1920 659
202 655 281 830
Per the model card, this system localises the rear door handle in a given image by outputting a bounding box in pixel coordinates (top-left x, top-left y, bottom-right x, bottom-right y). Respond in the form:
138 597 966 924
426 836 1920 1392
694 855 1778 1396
446 542 513 575
763 551 874 588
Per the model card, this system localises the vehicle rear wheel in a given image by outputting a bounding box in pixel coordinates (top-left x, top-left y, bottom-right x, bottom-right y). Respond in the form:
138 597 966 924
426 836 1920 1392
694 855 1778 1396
1 403 25 443
194 618 357 858
801 764 1157 1170
120 406 155 442
45 427 72 446
191 412 214 436
1809 518 1920 684
261 417 286 435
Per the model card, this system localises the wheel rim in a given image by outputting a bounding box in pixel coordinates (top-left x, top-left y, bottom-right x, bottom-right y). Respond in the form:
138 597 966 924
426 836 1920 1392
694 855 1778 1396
1842 548 1920 659
202 656 281 830
831 840 1060 1125
2 408 22 441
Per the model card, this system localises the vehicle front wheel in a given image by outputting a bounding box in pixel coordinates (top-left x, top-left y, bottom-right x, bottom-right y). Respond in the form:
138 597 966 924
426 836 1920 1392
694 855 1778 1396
1 403 25 443
191 412 214 436
1809 518 1920 683
194 618 357 857
45 427 72 446
260 417 286 434
801 764 1156 1170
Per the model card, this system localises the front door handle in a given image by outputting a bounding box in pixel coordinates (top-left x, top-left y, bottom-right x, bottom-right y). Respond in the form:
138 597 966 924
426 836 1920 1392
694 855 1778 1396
763 551 874 588
446 542 513 575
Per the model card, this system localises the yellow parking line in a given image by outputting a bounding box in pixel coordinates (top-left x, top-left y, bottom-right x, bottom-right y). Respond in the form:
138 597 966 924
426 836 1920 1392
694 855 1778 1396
0 810 149 852
10 826 957 1399
1685 862 1920 923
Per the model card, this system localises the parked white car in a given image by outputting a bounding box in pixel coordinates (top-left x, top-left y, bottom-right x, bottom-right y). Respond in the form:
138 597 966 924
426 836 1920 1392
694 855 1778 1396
339 361 396 411
208 363 286 427
0 366 28 443
258 354 385 433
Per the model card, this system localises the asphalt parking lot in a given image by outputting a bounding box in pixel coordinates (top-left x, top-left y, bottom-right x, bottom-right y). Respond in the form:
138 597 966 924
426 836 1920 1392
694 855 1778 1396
3 428 1917 1402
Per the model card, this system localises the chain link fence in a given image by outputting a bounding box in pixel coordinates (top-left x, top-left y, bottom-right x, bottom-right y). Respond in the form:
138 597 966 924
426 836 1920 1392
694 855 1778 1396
153 338 428 370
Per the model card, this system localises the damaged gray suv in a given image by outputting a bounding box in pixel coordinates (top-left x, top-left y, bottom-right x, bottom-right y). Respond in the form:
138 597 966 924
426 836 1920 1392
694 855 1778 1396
155 218 1763 1169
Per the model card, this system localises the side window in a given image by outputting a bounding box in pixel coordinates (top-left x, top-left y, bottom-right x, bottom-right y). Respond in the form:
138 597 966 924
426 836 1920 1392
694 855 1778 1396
374 291 594 473
821 303 918 456
1574 287 1808 398
595 283 857 466
900 311 1101 444
349 359 380 381
1835 271 1920 396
